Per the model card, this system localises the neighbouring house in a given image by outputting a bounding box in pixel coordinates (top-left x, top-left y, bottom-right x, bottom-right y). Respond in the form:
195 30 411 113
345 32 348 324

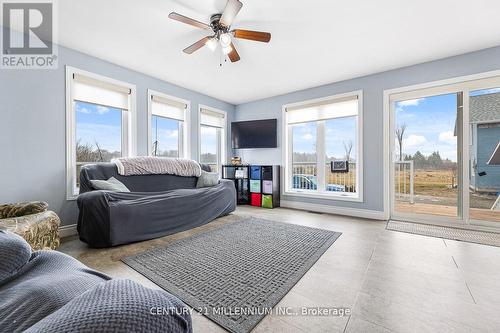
469 92 500 193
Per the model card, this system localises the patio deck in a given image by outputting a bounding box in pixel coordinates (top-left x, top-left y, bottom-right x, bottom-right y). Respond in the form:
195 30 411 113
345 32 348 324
395 201 500 223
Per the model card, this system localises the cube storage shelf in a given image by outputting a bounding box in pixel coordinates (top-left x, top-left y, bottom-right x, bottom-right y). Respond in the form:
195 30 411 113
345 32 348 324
222 165 280 208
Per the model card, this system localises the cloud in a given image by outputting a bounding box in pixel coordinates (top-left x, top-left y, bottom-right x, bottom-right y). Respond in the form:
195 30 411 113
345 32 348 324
405 134 427 147
158 129 179 138
76 105 91 114
301 133 314 141
96 106 110 115
396 98 425 113
438 131 456 144
398 98 424 107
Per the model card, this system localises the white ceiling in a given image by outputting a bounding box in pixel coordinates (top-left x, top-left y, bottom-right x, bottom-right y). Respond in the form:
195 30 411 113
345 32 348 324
54 0 500 104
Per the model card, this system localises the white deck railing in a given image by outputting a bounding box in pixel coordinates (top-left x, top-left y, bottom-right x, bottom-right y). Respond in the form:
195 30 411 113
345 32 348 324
292 162 357 192
395 160 415 204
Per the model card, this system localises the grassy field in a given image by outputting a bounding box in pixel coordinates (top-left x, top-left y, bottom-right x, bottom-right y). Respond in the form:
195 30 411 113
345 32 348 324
395 168 457 198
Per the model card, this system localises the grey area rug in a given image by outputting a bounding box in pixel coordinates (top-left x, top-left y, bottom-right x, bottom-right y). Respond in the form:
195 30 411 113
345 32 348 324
122 216 341 333
387 220 500 247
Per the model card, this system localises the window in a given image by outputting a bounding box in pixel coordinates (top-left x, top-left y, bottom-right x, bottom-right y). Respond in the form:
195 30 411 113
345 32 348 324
147 90 189 158
284 91 363 201
66 67 136 198
199 107 227 173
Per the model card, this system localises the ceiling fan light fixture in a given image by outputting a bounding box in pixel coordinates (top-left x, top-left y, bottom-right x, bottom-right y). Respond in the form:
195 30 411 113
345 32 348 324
222 45 232 55
169 0 271 63
219 33 232 47
205 38 218 51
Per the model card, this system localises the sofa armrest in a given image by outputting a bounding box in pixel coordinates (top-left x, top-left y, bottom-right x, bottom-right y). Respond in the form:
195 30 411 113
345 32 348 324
77 191 112 248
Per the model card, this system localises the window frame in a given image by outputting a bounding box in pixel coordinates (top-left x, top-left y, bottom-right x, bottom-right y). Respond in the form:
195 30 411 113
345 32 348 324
282 90 364 202
147 89 190 159
198 105 227 173
65 66 137 200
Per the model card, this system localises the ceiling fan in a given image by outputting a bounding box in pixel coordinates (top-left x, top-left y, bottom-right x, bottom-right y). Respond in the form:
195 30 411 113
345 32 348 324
169 0 271 63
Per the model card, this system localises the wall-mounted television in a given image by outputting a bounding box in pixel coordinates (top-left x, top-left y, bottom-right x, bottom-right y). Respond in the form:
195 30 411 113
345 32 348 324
231 119 277 149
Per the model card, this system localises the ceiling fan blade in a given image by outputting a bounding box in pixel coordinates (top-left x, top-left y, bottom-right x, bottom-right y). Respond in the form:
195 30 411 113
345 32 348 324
169 12 211 30
220 0 243 27
227 42 240 62
233 29 271 42
183 36 211 54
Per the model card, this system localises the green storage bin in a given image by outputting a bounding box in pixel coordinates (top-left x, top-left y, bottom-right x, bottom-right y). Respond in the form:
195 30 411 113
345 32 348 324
250 179 261 193
261 195 273 208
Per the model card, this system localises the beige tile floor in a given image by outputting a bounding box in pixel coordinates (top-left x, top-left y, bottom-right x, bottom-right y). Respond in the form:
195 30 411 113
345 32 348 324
59 206 500 333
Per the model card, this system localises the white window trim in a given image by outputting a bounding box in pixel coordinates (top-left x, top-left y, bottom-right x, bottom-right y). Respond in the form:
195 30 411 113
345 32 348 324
281 90 364 202
65 66 137 200
198 105 227 173
147 89 190 158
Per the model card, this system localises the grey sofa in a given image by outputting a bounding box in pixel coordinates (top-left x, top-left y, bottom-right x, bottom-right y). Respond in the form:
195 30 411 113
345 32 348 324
77 163 236 248
0 230 192 333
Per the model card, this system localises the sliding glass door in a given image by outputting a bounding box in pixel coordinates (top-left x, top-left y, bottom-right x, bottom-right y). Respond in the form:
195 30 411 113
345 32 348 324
390 75 500 227
391 91 462 223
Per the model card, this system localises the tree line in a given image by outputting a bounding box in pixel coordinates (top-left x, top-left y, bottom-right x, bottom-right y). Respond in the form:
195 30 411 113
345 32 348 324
403 151 456 170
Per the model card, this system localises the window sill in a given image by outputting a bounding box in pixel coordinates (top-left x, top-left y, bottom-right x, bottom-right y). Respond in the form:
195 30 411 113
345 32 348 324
67 194 78 201
283 189 363 202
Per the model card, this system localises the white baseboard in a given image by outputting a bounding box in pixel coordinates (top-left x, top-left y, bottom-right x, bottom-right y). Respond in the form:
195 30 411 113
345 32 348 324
59 223 77 238
280 200 386 220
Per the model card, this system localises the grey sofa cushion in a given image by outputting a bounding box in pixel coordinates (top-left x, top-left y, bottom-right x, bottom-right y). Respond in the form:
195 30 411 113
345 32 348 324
196 170 219 188
90 177 130 192
24 279 192 333
0 232 111 333
0 231 32 283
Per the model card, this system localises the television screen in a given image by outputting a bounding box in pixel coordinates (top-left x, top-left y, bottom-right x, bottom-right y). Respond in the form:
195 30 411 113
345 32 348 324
231 119 277 149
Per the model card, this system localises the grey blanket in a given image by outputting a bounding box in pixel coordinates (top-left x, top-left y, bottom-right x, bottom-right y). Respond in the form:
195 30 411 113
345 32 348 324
0 231 192 333
113 156 202 177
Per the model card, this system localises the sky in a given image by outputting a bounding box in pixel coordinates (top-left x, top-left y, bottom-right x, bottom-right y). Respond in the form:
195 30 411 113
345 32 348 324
396 88 500 162
394 94 457 162
396 93 458 162
469 87 500 96
292 116 357 160
200 126 217 161
76 101 122 153
151 115 179 155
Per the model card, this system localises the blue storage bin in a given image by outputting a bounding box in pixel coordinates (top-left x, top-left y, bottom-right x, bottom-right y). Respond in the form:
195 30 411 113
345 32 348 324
250 166 261 180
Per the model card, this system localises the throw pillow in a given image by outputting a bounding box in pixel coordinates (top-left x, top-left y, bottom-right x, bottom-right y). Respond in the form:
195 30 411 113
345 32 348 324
196 170 219 188
90 177 130 192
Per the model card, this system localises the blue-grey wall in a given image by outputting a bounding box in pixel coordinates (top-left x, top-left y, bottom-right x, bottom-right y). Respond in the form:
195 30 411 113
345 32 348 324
476 126 500 190
0 30 235 226
234 46 500 213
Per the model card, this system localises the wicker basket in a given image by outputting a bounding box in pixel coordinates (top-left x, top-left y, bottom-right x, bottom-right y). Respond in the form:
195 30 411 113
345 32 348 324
0 210 60 250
